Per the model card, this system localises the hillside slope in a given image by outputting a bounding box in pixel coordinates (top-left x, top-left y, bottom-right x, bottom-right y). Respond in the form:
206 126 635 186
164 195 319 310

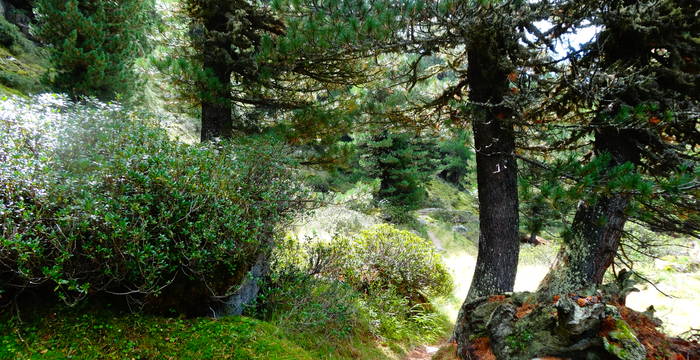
0 3 45 96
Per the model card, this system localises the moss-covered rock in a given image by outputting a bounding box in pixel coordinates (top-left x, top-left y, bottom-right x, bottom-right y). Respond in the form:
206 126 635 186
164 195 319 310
602 319 646 360
454 291 653 360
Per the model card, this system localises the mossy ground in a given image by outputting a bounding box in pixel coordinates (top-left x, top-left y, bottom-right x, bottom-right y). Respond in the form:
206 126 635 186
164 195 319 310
0 47 46 97
0 308 313 360
0 305 436 360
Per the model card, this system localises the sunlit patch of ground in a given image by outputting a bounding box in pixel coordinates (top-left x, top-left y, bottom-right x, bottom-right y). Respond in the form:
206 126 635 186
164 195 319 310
626 271 700 336
434 248 552 321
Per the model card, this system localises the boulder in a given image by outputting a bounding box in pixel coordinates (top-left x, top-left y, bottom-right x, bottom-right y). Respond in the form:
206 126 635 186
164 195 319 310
454 291 653 360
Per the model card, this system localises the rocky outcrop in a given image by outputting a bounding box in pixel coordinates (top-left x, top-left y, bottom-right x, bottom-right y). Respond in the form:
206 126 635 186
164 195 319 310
453 290 698 360
1 0 34 39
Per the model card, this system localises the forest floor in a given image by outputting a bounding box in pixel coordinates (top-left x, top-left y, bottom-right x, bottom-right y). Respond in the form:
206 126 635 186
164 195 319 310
403 341 446 360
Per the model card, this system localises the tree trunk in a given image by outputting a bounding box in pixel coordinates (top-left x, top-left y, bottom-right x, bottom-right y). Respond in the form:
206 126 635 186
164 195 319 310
199 7 233 142
539 128 640 294
454 29 520 359
538 194 630 295
200 58 233 142
463 30 520 300
467 107 520 299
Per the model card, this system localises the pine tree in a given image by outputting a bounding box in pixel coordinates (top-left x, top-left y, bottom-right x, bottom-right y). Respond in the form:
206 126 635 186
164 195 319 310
163 0 395 142
34 0 153 100
359 130 439 209
531 0 700 295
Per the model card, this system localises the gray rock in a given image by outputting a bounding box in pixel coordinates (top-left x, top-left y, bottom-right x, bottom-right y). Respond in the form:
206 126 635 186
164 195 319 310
452 224 469 234
220 251 270 317
556 296 605 335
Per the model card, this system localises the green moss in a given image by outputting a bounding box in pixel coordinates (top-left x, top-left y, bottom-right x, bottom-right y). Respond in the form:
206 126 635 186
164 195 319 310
0 309 315 360
0 305 436 360
603 319 646 360
505 329 534 352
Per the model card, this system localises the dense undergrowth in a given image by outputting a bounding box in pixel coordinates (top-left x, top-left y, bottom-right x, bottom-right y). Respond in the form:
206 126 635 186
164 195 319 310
258 224 452 342
0 95 455 358
0 95 305 312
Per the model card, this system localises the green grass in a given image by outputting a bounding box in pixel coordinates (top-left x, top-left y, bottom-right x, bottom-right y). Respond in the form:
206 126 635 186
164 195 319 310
0 18 47 96
0 304 450 360
424 179 477 212
1 308 316 360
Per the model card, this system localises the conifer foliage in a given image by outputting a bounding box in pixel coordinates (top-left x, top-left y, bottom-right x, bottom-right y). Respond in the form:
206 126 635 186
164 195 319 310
359 130 439 209
34 0 153 100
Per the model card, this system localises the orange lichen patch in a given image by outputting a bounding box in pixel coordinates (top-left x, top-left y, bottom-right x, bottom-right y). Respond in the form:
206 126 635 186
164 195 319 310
515 303 537 319
552 295 561 303
575 295 601 307
469 337 496 360
488 295 507 303
618 306 700 360
649 116 661 125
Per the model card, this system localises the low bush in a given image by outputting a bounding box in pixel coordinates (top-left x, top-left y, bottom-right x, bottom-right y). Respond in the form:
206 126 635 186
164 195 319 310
334 224 453 305
257 224 452 341
0 95 305 312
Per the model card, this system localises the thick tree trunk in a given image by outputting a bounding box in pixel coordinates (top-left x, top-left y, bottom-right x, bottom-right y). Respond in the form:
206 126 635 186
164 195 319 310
462 33 520 301
467 107 520 299
538 194 630 295
539 128 640 294
200 58 233 142
454 29 520 359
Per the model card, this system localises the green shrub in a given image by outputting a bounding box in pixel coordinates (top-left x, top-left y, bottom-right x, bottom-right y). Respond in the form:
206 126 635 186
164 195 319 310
334 224 453 305
253 236 362 338
0 95 305 312
0 18 22 48
0 70 39 93
256 225 452 341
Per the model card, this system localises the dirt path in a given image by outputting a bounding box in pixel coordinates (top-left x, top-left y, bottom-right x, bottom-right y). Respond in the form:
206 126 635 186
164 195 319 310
403 343 444 360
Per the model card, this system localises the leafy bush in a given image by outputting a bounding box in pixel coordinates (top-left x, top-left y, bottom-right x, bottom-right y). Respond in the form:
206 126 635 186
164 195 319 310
253 236 361 338
0 70 40 93
334 224 452 304
0 95 305 312
257 224 452 341
0 18 22 49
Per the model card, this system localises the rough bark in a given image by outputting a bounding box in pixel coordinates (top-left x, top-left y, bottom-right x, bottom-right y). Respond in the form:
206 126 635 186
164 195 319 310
454 26 521 357
538 194 630 295
464 32 520 301
200 58 233 142
467 107 520 300
539 128 640 295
